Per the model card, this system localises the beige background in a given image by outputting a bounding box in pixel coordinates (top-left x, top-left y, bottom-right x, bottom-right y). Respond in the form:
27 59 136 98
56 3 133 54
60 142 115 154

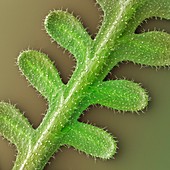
0 0 170 170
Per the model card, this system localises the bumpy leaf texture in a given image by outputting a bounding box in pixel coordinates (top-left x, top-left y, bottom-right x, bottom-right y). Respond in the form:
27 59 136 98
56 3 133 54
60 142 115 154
0 1 169 168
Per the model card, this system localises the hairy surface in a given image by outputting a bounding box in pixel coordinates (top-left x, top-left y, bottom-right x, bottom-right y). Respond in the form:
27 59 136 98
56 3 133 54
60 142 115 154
0 0 170 169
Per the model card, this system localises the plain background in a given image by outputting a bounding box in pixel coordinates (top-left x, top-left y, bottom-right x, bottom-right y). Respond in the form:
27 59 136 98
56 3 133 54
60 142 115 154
0 0 170 170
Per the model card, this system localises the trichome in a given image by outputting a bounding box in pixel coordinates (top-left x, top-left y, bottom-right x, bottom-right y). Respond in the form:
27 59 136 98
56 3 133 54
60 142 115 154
0 0 170 169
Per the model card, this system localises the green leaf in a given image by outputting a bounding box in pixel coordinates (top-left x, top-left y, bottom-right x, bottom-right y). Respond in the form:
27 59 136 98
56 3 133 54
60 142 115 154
18 50 64 102
125 0 170 34
45 10 92 63
94 0 144 56
113 31 170 66
89 80 148 112
0 102 34 150
62 122 117 159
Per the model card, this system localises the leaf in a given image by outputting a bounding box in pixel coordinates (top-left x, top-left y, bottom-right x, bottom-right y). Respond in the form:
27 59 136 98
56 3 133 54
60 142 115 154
62 121 117 159
89 80 148 112
45 10 92 63
125 0 170 34
113 31 170 66
18 50 64 102
0 102 34 150
94 0 144 55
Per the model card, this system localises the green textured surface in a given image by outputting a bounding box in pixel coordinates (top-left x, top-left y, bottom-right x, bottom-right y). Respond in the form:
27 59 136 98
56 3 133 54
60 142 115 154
0 0 170 170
